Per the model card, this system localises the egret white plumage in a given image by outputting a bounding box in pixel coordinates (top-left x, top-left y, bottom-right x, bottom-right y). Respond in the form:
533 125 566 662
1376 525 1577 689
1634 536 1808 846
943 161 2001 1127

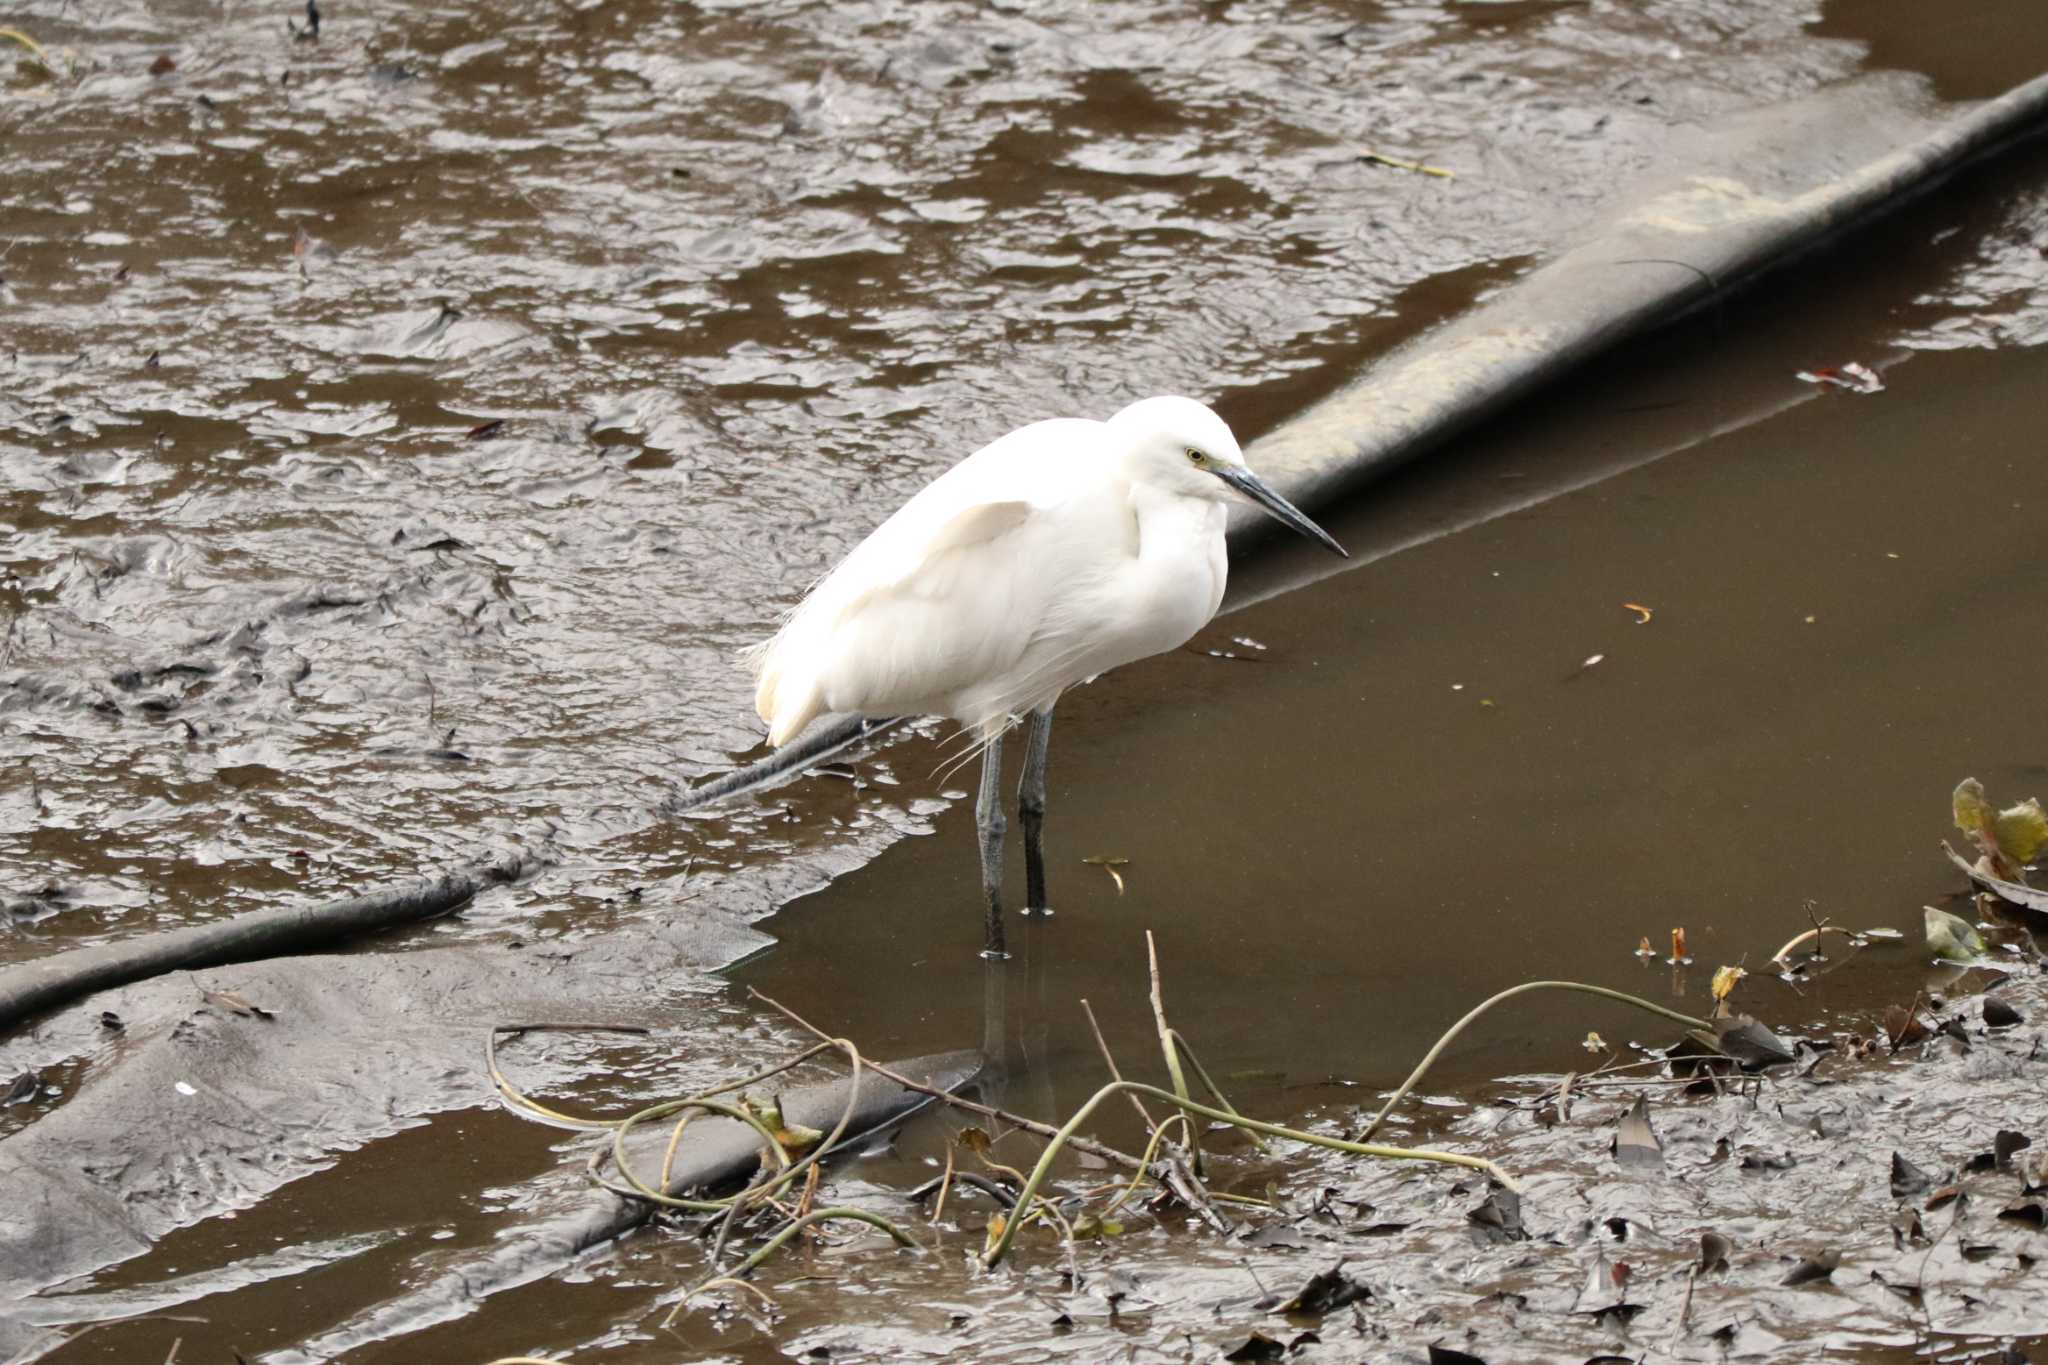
748 395 1346 956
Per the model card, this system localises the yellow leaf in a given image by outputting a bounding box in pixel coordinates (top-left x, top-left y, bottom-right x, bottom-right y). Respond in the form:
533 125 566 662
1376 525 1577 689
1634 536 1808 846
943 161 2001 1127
1711 965 1746 1001
1994 798 2048 866
774 1120 825 1155
1953 778 1994 840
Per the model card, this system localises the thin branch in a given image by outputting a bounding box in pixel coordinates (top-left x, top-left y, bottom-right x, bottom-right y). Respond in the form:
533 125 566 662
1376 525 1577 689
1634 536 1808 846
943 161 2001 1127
1081 996 1157 1131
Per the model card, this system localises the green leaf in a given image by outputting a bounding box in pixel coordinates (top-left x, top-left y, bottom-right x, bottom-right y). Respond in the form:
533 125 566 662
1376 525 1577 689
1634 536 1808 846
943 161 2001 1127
1994 798 2048 867
1924 905 1987 963
1069 1212 1122 1241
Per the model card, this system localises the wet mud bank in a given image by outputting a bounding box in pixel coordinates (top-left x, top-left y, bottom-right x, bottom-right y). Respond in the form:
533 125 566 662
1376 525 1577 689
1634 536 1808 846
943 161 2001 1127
5 0 2048 1360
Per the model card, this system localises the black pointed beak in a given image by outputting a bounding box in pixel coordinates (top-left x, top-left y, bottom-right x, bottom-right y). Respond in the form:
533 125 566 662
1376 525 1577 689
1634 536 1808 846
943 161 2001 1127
1212 465 1348 557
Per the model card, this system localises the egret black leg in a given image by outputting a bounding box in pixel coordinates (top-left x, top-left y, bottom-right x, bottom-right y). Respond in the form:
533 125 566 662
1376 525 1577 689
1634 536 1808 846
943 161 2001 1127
976 732 1008 959
1018 705 1054 914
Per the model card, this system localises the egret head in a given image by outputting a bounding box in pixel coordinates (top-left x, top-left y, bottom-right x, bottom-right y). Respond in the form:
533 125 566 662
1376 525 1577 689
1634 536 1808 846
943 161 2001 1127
1108 396 1347 557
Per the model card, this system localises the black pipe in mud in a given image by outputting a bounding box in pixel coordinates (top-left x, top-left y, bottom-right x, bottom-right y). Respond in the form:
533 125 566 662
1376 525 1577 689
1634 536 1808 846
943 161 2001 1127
0 716 908 1031
0 849 544 1030
255 1049 981 1365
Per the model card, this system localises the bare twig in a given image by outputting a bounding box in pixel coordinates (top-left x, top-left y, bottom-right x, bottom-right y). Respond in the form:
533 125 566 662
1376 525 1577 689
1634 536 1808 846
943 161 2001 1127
707 1165 775 1269
1081 996 1157 1131
930 1143 957 1222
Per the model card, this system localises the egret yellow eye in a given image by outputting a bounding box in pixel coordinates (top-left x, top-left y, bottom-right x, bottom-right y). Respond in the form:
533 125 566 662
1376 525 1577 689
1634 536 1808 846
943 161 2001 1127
1186 448 1205 465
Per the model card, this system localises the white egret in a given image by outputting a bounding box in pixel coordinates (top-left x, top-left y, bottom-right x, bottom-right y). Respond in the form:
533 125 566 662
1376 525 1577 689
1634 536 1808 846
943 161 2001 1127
748 395 1346 956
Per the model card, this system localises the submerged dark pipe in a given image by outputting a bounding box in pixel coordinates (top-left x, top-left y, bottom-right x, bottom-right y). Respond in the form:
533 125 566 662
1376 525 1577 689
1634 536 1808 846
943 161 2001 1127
259 1049 981 1363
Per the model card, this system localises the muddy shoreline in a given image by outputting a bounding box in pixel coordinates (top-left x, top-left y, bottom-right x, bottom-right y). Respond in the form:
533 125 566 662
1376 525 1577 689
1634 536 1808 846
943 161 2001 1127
6 0 2048 1359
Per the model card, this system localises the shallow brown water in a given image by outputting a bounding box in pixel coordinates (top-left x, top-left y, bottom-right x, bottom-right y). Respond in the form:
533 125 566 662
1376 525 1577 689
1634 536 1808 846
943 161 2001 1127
739 134 2048 1118
5 0 2048 1360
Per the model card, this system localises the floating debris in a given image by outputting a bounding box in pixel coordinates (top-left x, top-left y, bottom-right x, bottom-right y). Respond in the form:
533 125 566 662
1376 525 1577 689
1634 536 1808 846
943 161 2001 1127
1358 149 1454 178
202 987 276 1020
1081 855 1129 895
1924 905 1986 964
1795 362 1883 393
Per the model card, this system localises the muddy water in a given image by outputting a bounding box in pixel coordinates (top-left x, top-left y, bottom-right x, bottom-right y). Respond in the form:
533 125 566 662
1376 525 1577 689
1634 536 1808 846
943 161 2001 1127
5 0 2048 1360
741 134 2048 1116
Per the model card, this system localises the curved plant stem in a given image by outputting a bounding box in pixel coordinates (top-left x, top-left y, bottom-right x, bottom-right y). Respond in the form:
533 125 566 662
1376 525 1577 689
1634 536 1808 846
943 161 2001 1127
1211 1191 1276 1209
1147 932 1201 1177
0 28 52 66
658 1110 701 1190
983 1080 1512 1268
1358 980 1714 1141
608 1039 868 1215
1101 1114 1192 1219
1167 1028 1270 1156
930 1143 958 1223
1771 924 1861 965
486 1023 652 1131
603 1096 790 1211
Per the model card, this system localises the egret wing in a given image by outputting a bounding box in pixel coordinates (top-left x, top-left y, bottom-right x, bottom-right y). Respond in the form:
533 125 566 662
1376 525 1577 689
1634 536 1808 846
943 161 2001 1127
806 495 1066 717
753 418 1105 741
